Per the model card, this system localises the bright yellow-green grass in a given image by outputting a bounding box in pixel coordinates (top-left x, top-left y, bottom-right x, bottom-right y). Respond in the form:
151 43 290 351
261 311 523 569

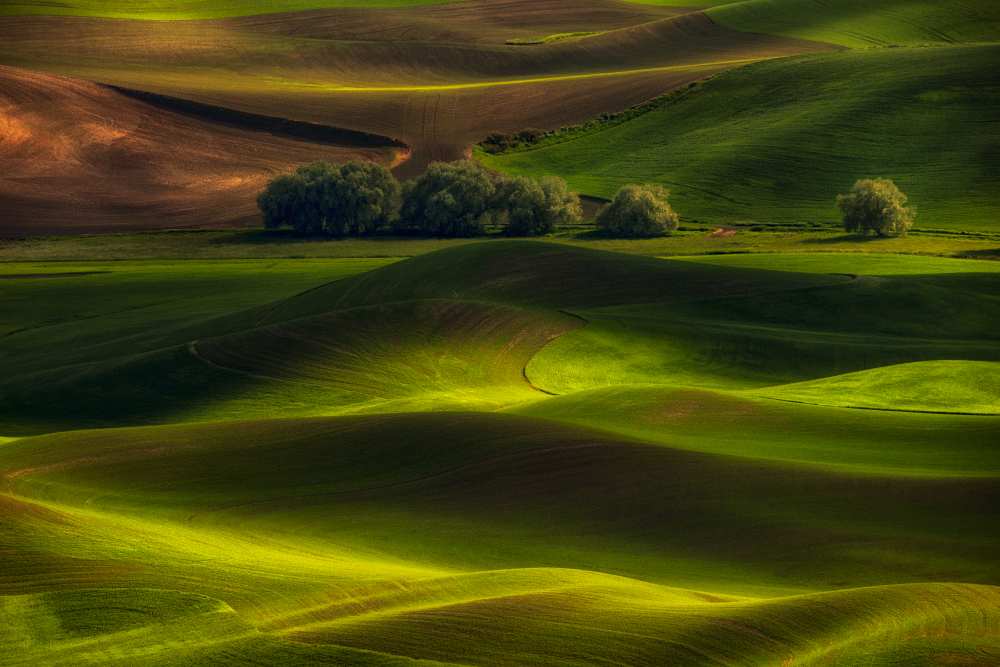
752 360 1000 415
2 242 998 664
669 251 1000 276
710 0 1000 47
480 45 1000 232
3 228 997 262
2 413 998 663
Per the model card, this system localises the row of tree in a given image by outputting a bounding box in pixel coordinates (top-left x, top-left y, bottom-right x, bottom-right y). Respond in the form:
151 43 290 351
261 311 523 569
258 160 681 238
258 160 915 239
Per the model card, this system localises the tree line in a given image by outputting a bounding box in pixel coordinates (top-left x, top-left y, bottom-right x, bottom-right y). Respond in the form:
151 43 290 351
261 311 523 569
258 160 681 239
259 160 914 239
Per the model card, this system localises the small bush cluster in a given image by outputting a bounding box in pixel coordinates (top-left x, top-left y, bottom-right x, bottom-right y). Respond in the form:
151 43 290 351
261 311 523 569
837 178 915 237
480 128 550 154
259 160 582 238
596 184 679 238
478 82 703 156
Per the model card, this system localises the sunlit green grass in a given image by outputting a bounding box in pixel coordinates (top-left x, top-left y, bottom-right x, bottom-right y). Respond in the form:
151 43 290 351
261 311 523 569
2 242 998 663
2 412 998 663
669 251 1000 275
710 0 1000 47
752 360 1000 414
480 45 1000 231
3 229 997 262
513 385 1000 475
3 243 998 435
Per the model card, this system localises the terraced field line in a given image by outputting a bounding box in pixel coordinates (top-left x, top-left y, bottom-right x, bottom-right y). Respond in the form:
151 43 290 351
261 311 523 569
318 57 773 93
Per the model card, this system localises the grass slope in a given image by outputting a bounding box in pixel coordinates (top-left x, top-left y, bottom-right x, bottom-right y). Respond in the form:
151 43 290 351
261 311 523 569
513 385 1000 475
670 251 1000 275
752 360 1000 414
1 413 998 663
481 45 1000 231
710 0 1000 47
1 242 998 663
4 243 999 433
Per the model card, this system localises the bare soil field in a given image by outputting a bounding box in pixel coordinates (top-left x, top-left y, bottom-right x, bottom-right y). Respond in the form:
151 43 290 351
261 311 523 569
0 3 829 231
0 66 399 233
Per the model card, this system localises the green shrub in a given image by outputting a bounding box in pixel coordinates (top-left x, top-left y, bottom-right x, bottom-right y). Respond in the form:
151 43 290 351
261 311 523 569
257 161 399 237
501 175 581 237
837 178 915 236
596 185 679 238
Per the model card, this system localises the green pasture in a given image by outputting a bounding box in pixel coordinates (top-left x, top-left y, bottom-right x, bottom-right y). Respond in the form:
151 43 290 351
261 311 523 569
1 242 998 663
2 412 998 663
3 242 997 434
2 0 999 656
753 360 1000 414
670 251 1000 275
480 45 1000 232
2 229 998 262
710 0 1000 47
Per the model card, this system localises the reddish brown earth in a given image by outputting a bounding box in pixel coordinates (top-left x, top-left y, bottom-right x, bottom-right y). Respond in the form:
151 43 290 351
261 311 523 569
0 66 400 234
0 2 832 232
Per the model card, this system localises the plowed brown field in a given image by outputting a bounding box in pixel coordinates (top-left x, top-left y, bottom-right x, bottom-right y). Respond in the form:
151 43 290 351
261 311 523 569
0 2 831 232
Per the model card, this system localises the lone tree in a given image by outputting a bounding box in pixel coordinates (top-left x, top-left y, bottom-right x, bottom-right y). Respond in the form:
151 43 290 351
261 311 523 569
501 175 582 237
596 184 679 238
837 178 915 237
257 161 399 237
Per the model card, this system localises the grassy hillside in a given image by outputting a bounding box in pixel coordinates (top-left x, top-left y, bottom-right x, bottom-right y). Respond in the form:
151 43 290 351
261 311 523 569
513 385 1000 475
3 243 997 434
752 360 1000 414
2 413 998 663
1 242 998 663
710 0 1000 47
480 45 1000 231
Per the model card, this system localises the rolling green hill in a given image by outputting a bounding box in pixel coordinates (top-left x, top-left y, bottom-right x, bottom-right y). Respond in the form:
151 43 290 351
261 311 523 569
2 412 998 664
480 44 1000 231
2 0 998 659
710 0 1000 48
1 242 998 664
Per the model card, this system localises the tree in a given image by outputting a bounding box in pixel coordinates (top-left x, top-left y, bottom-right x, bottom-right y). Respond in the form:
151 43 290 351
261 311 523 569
399 161 500 237
258 172 309 231
837 178 915 237
501 175 582 236
326 161 401 237
257 161 399 237
596 184 679 238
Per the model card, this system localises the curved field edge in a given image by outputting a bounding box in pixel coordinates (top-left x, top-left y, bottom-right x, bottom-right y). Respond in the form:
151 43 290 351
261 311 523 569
511 385 1000 476
750 360 1000 415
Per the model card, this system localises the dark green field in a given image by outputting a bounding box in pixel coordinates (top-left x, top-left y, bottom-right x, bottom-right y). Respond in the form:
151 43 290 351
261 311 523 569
2 0 998 665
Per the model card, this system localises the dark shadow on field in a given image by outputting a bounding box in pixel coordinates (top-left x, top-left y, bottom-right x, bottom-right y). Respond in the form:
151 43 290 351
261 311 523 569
955 248 1000 260
206 230 325 246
